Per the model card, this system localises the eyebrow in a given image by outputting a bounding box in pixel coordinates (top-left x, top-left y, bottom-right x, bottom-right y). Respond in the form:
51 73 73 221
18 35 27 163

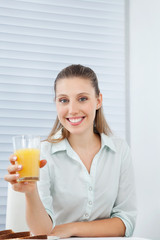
56 92 90 98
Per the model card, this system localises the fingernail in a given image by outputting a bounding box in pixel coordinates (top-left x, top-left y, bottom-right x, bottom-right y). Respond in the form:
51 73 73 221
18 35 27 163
17 165 22 170
13 156 17 161
16 173 19 178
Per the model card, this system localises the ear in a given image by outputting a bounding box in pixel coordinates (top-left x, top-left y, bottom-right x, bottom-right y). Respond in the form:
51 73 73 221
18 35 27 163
96 93 102 110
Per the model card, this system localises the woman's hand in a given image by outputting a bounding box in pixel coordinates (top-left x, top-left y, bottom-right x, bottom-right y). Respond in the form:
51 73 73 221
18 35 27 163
50 223 75 239
4 154 47 193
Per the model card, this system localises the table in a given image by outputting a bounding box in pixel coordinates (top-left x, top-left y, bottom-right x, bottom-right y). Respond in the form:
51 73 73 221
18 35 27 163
48 237 151 240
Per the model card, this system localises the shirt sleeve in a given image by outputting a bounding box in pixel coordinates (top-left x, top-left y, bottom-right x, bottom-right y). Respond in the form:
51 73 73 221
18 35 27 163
37 142 55 229
110 140 137 237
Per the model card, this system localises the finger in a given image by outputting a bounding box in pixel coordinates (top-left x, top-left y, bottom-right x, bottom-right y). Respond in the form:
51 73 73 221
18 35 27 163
7 164 22 174
9 154 17 165
4 173 19 184
40 160 47 168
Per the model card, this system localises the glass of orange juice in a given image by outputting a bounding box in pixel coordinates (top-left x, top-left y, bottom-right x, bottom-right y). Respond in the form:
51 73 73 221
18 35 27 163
12 135 40 182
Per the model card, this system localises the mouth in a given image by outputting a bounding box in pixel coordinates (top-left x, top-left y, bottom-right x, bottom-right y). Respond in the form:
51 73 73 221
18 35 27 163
66 117 85 125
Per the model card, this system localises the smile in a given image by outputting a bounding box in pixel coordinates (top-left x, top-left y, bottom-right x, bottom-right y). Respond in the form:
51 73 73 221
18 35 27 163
66 117 85 125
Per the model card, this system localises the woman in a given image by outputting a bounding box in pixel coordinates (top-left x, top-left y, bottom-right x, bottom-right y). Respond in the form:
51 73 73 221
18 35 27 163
5 64 137 238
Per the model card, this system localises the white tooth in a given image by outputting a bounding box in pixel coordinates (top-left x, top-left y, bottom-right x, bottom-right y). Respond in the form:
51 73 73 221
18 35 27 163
69 118 82 123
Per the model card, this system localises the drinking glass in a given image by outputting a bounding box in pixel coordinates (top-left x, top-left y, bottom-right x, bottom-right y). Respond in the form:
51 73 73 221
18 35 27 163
12 135 40 182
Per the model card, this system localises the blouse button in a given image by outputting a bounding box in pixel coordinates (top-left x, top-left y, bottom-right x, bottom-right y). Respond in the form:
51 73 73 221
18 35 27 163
89 186 92 191
89 201 92 205
85 213 89 218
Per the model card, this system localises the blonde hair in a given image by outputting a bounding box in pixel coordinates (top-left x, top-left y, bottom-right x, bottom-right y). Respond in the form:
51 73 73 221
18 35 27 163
47 64 112 143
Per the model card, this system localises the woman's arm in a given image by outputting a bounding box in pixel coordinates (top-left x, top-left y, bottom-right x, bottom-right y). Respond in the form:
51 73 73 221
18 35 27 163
4 155 52 235
51 217 125 238
25 185 53 235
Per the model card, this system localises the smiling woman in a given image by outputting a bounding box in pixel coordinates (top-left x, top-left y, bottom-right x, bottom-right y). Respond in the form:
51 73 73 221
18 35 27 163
5 64 137 238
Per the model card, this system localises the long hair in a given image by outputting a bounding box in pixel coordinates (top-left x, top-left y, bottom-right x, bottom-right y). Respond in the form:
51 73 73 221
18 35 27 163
47 64 112 143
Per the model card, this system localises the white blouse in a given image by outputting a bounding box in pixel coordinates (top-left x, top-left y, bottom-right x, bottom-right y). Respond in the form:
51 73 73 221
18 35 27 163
37 133 137 237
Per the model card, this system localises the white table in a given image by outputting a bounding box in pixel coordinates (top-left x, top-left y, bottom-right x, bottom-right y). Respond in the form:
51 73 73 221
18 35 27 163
49 237 151 240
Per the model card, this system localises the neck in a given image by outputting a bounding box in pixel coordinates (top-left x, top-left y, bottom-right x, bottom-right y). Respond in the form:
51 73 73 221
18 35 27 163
68 131 101 150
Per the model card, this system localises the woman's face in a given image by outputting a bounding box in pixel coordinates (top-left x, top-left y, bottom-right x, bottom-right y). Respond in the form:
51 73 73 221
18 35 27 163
55 77 102 136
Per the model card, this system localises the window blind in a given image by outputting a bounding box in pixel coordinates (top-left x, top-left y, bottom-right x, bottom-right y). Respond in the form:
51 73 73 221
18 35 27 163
0 0 126 230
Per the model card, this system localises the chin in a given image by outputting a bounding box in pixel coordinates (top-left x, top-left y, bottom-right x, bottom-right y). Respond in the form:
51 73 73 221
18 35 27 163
66 128 85 136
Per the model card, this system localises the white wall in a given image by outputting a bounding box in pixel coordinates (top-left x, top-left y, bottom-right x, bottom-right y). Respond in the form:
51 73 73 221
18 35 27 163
129 1 160 240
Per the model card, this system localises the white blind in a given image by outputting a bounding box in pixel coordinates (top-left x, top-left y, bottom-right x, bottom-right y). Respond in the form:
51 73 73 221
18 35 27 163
0 0 126 230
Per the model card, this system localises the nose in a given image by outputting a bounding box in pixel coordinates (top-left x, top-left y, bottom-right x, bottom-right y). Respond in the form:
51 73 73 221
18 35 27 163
68 100 78 115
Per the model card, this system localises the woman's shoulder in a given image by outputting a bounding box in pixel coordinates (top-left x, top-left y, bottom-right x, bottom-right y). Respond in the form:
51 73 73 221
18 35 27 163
102 134 132 168
112 136 129 146
110 136 131 163
102 133 130 152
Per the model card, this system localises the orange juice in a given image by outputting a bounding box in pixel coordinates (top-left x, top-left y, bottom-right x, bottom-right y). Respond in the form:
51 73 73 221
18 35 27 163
15 148 40 181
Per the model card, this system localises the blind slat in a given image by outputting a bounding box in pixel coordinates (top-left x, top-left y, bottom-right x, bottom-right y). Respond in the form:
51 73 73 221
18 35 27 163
0 100 55 111
0 126 51 135
0 83 52 94
0 24 124 41
0 109 55 119
0 196 7 205
0 33 124 46
0 15 124 30
0 2 124 17
0 47 124 59
0 8 123 27
0 57 124 69
0 206 7 214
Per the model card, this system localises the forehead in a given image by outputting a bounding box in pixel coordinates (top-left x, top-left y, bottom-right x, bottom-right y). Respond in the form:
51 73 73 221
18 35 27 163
56 77 94 94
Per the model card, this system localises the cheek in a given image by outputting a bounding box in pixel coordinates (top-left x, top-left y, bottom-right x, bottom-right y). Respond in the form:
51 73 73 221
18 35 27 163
83 103 97 120
56 105 67 118
87 102 97 113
